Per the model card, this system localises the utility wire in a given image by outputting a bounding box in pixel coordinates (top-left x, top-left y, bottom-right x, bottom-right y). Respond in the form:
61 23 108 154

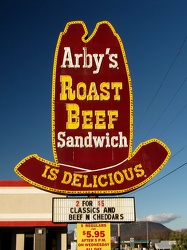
132 161 187 195
143 74 187 140
158 102 187 137
126 145 187 196
135 34 187 132
170 144 187 159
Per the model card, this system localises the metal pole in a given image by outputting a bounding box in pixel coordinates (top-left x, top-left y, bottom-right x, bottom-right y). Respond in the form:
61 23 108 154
117 195 121 250
146 221 149 249
118 223 121 250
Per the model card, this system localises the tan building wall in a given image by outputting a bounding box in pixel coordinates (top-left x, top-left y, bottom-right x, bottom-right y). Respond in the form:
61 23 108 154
0 181 65 222
0 180 67 250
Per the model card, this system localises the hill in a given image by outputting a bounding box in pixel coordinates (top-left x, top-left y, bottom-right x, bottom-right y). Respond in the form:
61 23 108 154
68 221 172 244
111 221 172 240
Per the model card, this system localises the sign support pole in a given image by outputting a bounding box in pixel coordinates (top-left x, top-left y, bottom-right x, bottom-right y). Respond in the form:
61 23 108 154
118 223 121 250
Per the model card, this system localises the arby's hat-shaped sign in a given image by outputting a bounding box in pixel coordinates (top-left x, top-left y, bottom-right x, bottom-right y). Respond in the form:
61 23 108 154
14 21 171 195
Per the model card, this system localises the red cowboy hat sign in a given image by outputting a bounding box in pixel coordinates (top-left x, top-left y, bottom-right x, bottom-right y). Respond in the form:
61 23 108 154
14 21 171 195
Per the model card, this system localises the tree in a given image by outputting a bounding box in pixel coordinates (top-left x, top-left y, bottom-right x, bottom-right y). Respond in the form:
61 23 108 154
170 231 187 250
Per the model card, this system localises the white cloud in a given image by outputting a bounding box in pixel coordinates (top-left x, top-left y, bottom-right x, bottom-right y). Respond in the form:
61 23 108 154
138 213 180 224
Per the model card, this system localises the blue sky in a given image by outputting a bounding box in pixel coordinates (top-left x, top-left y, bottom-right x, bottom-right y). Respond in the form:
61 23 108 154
0 0 187 231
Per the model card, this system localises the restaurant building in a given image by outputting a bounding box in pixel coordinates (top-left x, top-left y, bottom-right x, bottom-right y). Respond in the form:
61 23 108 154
0 180 67 250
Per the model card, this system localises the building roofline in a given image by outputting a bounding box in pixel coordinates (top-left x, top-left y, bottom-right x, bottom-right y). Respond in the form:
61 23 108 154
0 220 66 227
0 180 30 187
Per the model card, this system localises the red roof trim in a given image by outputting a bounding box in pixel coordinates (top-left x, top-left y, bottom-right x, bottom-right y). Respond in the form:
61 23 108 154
0 180 31 187
0 221 67 227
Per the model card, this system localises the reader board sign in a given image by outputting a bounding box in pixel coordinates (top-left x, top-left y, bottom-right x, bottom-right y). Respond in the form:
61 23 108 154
14 21 171 195
77 223 111 250
52 197 135 223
